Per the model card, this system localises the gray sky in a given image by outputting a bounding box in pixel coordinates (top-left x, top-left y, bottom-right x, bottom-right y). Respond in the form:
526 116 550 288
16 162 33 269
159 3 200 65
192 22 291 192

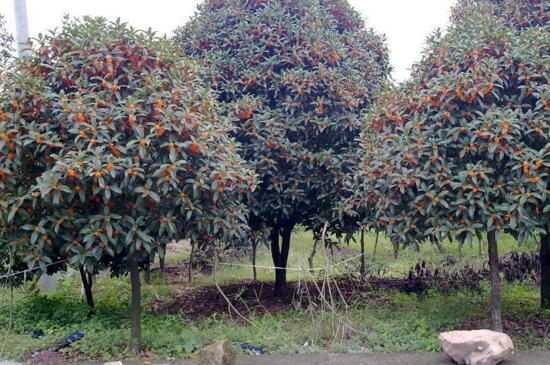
0 0 456 82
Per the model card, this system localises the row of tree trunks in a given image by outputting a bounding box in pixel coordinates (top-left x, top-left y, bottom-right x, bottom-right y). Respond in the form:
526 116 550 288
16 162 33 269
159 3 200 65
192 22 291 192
87 226 550 354
133 224 550 355
233 223 550 321
84 225 550 356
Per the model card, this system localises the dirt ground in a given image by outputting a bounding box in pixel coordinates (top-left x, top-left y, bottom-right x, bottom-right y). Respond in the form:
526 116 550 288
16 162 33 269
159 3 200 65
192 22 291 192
463 317 550 343
147 266 422 318
147 267 549 343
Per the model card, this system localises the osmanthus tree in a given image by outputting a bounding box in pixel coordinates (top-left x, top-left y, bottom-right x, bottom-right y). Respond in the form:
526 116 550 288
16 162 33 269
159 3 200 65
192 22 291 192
0 17 255 353
450 0 550 312
362 1 549 331
176 0 390 294
430 0 550 309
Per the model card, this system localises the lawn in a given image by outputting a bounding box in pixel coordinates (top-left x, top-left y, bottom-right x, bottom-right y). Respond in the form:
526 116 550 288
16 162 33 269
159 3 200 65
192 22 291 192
0 229 548 361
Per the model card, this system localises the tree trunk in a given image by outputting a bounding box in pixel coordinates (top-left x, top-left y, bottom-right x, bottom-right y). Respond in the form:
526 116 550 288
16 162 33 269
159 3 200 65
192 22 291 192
270 227 282 295
29 274 40 292
541 227 550 309
271 224 293 296
372 231 379 261
188 241 195 283
478 235 483 257
308 239 318 272
144 264 151 285
129 253 142 354
434 239 445 254
360 229 366 276
252 239 258 281
279 225 292 292
309 221 328 272
487 230 503 332
159 244 166 275
79 267 94 314
275 262 286 296
393 241 399 259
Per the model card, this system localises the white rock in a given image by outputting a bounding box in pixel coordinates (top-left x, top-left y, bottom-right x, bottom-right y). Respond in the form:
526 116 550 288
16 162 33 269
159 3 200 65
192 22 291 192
103 362 123 365
438 329 514 365
38 274 57 294
196 341 237 365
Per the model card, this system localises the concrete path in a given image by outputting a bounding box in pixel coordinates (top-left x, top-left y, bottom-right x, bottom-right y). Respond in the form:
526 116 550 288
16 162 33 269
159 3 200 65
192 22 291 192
236 352 550 365
79 352 550 365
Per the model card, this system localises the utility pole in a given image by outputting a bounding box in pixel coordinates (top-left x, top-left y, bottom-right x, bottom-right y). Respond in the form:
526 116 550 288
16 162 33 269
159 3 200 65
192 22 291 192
14 0 57 294
13 0 29 57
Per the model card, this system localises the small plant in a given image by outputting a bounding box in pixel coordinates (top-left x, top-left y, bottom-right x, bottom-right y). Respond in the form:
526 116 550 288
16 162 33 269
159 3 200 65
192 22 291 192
405 261 483 294
500 252 540 284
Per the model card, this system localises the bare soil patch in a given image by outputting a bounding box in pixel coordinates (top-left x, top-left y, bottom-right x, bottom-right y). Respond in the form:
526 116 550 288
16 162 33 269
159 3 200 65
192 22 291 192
25 351 67 365
462 316 550 342
148 267 418 318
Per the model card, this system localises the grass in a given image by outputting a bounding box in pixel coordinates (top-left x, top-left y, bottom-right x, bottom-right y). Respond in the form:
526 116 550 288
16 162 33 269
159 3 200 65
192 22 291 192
193 229 539 285
0 229 547 361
